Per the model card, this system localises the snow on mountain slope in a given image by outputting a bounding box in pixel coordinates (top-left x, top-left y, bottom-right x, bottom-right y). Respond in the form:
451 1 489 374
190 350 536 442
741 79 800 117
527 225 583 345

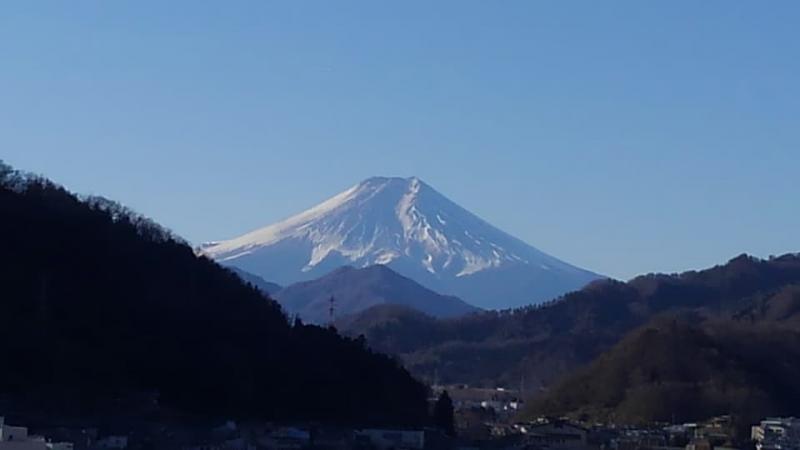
202 177 602 309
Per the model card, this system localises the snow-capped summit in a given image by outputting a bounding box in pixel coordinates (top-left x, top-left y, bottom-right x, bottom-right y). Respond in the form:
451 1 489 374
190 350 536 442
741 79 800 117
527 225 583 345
202 176 601 309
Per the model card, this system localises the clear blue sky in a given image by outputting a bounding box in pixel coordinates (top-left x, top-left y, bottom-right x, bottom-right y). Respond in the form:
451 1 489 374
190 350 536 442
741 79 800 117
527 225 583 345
2 1 798 280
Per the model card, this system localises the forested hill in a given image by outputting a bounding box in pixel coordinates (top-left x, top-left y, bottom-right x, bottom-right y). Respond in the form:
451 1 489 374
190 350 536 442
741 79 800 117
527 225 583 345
0 162 428 425
525 314 800 428
339 252 800 389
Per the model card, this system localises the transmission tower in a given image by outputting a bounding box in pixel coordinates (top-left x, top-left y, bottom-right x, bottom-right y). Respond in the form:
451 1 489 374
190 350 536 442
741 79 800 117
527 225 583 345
328 295 336 325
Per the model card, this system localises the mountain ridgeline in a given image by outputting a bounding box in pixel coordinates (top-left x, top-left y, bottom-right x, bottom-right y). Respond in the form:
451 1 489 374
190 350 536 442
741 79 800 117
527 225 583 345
229 266 282 295
202 176 602 309
0 162 428 425
337 252 800 419
273 264 480 324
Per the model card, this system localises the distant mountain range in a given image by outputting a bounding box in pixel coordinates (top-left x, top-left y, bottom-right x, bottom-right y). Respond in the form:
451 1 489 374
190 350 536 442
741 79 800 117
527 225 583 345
272 264 479 324
337 253 800 422
202 176 602 309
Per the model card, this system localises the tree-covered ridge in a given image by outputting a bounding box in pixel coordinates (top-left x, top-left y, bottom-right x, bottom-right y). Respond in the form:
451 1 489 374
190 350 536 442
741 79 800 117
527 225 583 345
525 313 800 430
0 161 428 425
339 252 800 388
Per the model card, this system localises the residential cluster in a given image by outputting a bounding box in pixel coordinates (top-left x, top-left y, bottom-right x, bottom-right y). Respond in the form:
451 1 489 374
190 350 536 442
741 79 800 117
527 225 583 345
0 416 448 450
453 413 753 450
449 413 800 450
179 421 436 450
6 412 800 450
444 386 525 426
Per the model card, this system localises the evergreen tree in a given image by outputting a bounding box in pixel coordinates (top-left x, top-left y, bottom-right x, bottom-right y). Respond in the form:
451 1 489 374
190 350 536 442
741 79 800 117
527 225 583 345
433 391 455 436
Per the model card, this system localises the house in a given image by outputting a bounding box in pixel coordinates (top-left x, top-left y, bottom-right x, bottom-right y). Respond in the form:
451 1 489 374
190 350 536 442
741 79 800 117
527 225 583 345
1 418 72 450
1 417 42 450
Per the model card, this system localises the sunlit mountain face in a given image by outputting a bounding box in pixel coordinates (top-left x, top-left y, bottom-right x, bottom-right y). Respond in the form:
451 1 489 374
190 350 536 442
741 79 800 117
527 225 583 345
202 176 602 309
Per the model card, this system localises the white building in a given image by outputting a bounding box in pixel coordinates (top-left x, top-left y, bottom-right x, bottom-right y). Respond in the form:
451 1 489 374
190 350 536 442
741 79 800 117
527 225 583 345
1 418 71 450
752 418 800 450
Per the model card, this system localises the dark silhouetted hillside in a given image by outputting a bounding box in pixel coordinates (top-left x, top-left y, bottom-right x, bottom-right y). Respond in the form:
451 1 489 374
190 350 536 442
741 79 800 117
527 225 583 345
0 161 428 426
338 254 800 389
525 315 800 430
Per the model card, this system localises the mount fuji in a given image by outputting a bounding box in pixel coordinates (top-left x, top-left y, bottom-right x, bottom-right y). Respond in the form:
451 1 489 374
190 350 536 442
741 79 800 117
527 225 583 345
202 177 602 309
